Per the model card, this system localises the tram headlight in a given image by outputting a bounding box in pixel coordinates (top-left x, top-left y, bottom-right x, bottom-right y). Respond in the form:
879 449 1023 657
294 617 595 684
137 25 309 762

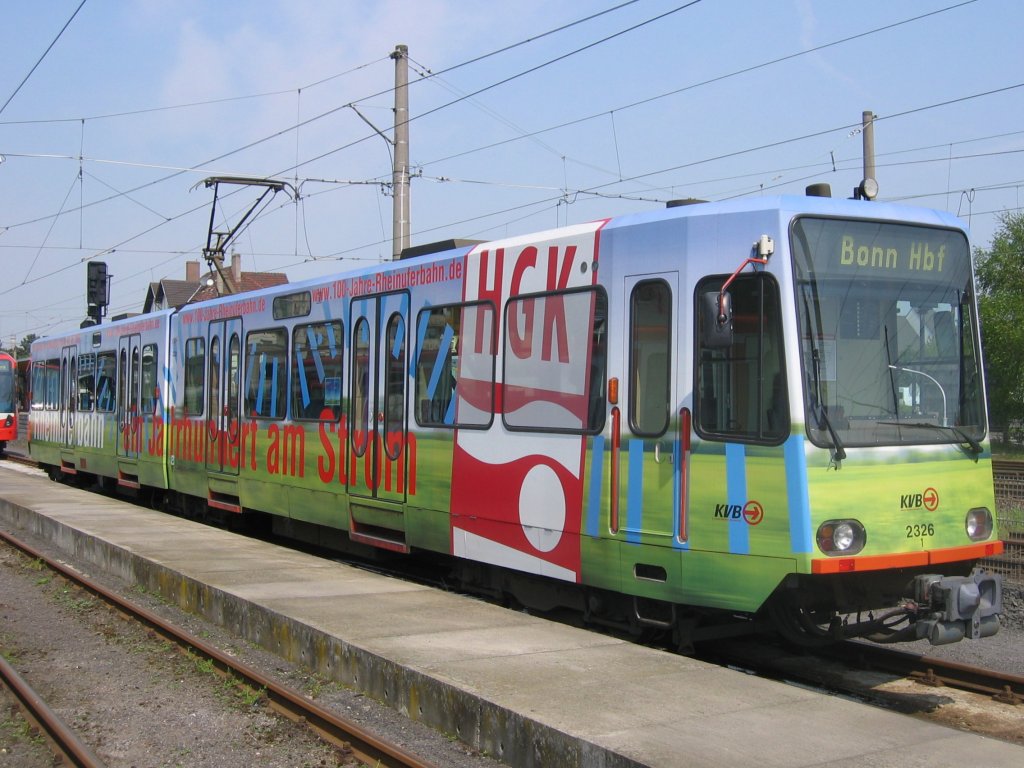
965 508 993 541
816 519 866 556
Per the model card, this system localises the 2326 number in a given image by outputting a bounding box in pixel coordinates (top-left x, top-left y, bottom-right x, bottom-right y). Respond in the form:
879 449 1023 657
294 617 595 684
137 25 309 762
906 523 935 538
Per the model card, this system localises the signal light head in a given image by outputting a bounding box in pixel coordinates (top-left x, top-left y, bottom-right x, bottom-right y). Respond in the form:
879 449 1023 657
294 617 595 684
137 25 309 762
87 261 108 307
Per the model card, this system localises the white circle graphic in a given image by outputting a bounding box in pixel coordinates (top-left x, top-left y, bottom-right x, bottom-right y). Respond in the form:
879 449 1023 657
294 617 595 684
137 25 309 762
519 464 565 553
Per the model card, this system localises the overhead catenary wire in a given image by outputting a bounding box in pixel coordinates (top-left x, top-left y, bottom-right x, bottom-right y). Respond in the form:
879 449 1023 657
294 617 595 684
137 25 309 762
0 0 88 118
1 0 1015 339
0 0 709 309
4 0 978 239
7 78 1021 311
0 0 671 236
0 0 970 227
416 0 981 171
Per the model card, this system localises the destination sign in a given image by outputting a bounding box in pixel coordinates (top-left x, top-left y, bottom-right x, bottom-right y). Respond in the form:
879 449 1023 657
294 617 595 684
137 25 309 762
791 217 971 285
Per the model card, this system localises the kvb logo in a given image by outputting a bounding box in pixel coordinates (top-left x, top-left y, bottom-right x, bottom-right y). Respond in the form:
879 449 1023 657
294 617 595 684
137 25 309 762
900 487 940 512
714 500 765 525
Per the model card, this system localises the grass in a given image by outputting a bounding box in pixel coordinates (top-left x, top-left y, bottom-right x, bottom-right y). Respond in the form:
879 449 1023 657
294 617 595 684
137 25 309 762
0 690 46 749
183 650 266 709
53 586 97 614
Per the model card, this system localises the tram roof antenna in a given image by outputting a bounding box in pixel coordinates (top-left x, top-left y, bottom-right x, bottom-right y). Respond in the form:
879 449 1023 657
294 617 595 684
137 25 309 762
196 176 294 295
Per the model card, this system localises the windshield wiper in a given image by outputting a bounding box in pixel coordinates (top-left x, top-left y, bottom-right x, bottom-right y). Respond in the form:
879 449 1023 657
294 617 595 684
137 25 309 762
801 284 846 463
878 421 982 455
811 348 846 462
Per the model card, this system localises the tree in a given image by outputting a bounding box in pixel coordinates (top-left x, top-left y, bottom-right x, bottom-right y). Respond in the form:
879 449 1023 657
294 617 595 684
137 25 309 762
0 333 37 358
14 333 37 359
973 211 1024 444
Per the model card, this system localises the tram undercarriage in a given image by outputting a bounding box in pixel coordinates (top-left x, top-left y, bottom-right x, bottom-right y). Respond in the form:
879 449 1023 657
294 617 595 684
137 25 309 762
766 568 1002 647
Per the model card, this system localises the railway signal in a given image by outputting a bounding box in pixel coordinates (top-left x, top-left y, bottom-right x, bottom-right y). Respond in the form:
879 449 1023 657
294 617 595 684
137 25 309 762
85 260 109 326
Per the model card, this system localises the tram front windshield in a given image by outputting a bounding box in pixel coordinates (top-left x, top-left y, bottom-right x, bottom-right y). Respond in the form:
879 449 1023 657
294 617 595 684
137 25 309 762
791 217 985 450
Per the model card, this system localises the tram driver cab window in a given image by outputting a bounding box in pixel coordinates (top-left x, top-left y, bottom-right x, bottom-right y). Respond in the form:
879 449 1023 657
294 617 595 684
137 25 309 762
696 273 787 443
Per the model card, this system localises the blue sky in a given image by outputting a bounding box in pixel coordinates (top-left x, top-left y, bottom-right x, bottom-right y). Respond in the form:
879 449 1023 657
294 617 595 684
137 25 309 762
1 0 1021 344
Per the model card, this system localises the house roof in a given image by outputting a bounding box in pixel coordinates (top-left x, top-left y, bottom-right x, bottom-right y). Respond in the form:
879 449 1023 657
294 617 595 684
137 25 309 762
188 271 289 303
142 267 289 313
143 279 202 313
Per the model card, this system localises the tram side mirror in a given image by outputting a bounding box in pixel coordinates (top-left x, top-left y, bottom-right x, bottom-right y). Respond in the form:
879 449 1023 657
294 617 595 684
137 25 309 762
701 291 733 348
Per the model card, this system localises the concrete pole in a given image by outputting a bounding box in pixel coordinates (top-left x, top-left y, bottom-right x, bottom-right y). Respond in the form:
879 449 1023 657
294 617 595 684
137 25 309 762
391 44 410 260
862 110 876 184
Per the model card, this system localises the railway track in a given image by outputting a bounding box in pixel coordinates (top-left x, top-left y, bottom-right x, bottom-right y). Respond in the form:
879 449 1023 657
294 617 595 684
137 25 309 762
703 635 1024 708
0 526 440 768
832 641 1024 706
991 459 1024 473
700 635 1024 746
993 459 1024 506
0 654 106 767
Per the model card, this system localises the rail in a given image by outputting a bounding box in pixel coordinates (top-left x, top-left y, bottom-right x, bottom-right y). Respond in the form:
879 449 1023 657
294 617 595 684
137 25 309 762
987 459 1024 582
0 654 106 768
0 527 440 768
832 641 1024 705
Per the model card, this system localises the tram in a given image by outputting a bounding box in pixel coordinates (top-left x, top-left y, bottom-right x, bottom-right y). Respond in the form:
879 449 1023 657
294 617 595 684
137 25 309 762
28 188 1003 647
0 352 16 455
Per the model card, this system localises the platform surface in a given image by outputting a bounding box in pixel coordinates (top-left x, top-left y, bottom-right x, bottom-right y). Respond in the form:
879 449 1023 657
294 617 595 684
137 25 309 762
1 463 1020 768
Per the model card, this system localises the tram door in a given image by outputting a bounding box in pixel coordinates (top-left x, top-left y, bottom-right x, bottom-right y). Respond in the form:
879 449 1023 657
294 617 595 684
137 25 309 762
59 345 77 449
619 274 685 542
205 319 242 475
348 293 409 504
117 335 141 459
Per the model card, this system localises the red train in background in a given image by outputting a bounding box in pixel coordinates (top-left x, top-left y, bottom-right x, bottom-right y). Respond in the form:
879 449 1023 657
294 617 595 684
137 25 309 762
0 352 17 455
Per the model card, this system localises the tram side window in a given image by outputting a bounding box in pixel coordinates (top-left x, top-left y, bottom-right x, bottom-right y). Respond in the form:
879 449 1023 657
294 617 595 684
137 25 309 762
31 361 47 409
129 346 141 416
414 302 496 428
140 344 158 416
383 313 406 454
69 355 79 412
95 352 116 412
245 328 288 420
695 274 787 443
78 353 96 411
291 320 343 421
45 358 59 409
629 281 672 436
184 338 205 416
503 288 607 434
351 319 371 455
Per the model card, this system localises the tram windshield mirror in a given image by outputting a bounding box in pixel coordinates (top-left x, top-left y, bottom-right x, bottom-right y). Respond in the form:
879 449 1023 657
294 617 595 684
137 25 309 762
700 290 733 349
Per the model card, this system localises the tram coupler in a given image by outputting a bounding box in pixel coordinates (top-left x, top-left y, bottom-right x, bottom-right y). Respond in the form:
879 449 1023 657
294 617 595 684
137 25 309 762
911 569 1002 645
